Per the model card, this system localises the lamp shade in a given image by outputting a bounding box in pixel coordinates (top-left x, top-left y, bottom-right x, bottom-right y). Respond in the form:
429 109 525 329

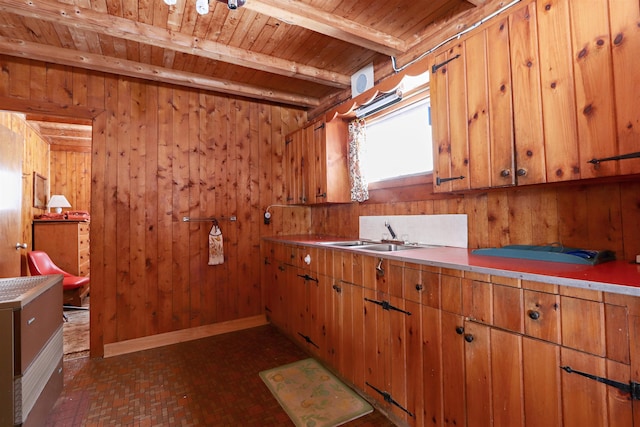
48 194 71 213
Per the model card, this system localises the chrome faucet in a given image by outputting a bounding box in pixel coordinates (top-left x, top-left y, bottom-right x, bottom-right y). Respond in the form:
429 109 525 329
384 221 397 239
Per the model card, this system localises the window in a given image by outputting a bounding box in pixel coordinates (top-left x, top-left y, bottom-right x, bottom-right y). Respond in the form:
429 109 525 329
362 96 433 183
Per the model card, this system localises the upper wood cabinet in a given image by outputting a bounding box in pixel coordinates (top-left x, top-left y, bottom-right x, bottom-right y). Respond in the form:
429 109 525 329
284 119 350 205
431 0 640 192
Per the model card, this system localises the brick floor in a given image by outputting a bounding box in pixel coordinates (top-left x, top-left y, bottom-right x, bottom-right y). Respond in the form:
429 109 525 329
45 325 395 426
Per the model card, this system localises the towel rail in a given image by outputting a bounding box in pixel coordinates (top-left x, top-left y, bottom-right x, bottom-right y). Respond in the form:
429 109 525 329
182 216 237 223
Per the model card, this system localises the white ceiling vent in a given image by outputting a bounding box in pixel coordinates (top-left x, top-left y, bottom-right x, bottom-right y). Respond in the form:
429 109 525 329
351 63 374 98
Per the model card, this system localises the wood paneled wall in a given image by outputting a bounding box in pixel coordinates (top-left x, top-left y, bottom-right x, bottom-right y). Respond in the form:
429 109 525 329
312 181 640 261
0 112 50 275
0 56 310 356
50 150 91 212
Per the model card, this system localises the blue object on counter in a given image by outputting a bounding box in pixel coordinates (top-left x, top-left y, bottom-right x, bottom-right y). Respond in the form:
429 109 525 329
472 244 616 265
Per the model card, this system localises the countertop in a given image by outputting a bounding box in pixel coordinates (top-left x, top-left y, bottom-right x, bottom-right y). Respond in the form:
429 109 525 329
0 275 63 309
264 235 640 297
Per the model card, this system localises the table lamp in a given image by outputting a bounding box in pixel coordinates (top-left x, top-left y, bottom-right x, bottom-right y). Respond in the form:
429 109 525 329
48 195 71 214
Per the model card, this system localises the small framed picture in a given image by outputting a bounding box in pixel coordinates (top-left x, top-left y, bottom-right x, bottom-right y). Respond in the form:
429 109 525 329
33 172 47 209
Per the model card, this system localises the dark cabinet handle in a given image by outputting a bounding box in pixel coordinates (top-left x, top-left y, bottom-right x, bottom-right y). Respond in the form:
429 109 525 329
517 168 527 177
332 284 341 293
415 284 423 291
455 326 464 335
500 169 511 177
464 334 474 343
436 175 465 186
528 310 540 320
587 151 640 164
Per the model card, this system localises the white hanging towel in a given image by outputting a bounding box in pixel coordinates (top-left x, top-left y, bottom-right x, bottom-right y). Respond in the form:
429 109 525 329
208 224 224 265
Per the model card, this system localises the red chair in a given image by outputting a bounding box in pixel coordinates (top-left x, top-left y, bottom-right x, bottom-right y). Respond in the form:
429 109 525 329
27 251 90 308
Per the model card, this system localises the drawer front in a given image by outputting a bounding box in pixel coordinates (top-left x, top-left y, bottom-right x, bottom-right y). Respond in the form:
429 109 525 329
15 283 63 374
523 290 561 344
15 326 63 426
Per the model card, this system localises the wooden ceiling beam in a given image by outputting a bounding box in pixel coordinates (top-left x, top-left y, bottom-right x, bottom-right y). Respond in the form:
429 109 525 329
25 114 92 126
0 0 350 88
0 37 320 107
465 0 488 6
245 0 407 56
30 122 92 137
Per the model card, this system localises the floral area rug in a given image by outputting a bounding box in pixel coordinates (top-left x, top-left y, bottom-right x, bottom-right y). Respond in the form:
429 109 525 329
259 358 373 427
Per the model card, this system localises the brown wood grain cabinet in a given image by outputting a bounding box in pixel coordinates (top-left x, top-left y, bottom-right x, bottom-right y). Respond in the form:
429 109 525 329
284 119 350 205
262 241 640 426
284 128 306 204
32 220 90 277
0 276 64 427
431 0 640 192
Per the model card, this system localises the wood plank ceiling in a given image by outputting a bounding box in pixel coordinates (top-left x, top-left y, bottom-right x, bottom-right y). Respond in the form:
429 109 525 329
0 0 511 136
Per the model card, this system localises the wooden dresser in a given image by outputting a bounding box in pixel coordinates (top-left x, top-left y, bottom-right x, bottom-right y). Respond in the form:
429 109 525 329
0 275 63 427
33 220 90 276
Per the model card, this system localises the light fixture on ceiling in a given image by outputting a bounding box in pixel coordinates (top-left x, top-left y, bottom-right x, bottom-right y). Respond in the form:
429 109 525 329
163 0 246 14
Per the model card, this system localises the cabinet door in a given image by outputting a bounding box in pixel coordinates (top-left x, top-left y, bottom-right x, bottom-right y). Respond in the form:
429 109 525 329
486 18 516 187
291 269 324 353
431 43 469 193
422 305 443 425
284 132 299 204
305 273 324 359
325 277 343 370
309 120 350 204
490 328 524 427
268 262 289 331
310 121 325 203
508 3 546 185
462 321 492 427
284 120 350 205
560 347 633 427
522 337 563 425
363 288 387 406
350 283 366 391
570 0 618 179
431 19 515 192
261 249 276 324
284 128 310 205
610 0 640 176
441 311 466 426
535 0 580 182
404 299 423 427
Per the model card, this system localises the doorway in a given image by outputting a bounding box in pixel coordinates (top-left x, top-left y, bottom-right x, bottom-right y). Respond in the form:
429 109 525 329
1 110 93 357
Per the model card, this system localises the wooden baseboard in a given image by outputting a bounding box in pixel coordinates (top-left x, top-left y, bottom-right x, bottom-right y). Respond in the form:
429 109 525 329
103 314 268 358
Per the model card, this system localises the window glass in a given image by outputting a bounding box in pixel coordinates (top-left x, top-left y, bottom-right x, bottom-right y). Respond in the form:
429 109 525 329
362 98 433 183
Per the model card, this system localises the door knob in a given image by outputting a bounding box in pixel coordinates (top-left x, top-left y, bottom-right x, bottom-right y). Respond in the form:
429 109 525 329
15 243 27 250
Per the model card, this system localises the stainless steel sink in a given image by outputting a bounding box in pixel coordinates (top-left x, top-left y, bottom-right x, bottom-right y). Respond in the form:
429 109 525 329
316 240 377 247
354 243 420 252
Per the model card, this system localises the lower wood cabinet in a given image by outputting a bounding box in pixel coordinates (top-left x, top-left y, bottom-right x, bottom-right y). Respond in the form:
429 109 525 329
0 275 64 427
262 242 640 427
